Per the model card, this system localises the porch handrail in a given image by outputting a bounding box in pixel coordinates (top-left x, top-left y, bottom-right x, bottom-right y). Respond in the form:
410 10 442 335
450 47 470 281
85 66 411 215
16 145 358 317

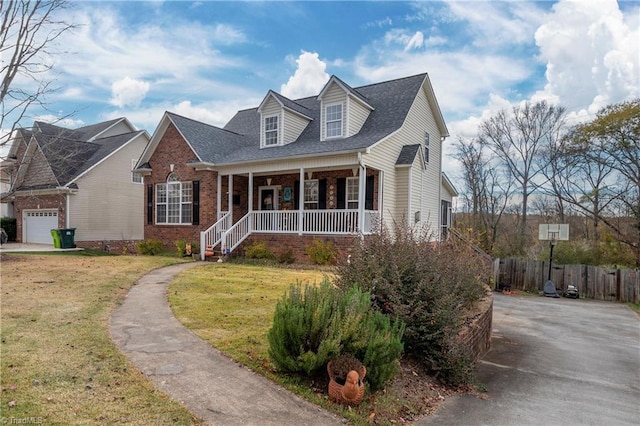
199 211 230 260
220 213 251 255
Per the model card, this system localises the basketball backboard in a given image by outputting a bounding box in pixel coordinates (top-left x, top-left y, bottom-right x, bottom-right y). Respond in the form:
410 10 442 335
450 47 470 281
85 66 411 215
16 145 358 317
538 224 569 241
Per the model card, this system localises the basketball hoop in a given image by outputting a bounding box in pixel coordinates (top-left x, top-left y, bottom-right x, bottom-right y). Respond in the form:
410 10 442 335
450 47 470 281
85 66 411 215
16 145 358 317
539 224 569 286
549 231 559 246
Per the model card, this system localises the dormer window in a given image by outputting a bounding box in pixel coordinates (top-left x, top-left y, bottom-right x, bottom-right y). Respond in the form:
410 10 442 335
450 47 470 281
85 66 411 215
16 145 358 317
325 103 343 138
264 115 279 146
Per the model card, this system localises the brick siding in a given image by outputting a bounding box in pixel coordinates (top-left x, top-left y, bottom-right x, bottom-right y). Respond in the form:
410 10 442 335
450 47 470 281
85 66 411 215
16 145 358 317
13 194 66 242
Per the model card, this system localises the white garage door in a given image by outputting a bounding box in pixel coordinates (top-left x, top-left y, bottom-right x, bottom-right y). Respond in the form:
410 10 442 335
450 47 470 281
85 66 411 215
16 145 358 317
24 210 58 244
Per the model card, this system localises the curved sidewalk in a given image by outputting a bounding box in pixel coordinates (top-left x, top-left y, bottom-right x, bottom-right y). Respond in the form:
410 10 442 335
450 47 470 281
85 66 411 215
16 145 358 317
109 262 343 425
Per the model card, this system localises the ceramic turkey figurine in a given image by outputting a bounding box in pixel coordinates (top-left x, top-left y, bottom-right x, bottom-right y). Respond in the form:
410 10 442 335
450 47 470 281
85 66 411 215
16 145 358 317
341 370 361 402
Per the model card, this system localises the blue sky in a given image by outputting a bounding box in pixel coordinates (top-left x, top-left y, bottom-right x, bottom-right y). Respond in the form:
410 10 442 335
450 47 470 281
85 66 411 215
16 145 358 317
5 0 639 184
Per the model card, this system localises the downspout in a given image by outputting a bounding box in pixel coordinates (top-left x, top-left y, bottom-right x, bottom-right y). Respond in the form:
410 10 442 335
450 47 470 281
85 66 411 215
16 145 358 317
358 153 366 236
439 136 447 240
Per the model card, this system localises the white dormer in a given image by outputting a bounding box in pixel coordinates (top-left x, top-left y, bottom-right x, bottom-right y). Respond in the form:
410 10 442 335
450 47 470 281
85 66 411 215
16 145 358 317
317 76 374 141
258 90 312 148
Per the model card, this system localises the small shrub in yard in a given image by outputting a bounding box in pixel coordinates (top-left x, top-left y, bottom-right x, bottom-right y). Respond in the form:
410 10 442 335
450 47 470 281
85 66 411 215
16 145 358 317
335 224 489 386
267 280 404 390
244 241 276 260
278 249 296 264
306 238 337 265
136 239 163 255
1 217 16 241
175 239 199 257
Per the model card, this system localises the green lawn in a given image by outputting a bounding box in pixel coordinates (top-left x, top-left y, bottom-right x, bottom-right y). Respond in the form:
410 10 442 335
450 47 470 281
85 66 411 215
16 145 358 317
0 254 203 425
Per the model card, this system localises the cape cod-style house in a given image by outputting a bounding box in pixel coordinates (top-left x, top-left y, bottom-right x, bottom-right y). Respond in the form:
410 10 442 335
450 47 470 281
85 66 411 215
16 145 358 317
136 73 457 261
1 119 149 250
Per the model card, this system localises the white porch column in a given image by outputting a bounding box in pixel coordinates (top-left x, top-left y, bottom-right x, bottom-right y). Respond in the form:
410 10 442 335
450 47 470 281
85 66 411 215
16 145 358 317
217 173 222 219
358 163 366 234
228 174 233 223
248 172 253 232
378 170 384 226
298 168 304 235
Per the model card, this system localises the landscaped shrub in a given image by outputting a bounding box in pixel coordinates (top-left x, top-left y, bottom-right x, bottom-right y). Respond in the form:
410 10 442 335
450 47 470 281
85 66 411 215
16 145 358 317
335 224 489 386
244 241 276 260
278 249 296 264
305 238 337 265
1 217 16 241
136 239 163 255
267 280 405 390
175 240 199 257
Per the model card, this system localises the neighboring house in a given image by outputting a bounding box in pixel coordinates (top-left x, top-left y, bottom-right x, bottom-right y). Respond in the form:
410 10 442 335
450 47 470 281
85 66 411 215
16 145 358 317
1 118 149 249
136 73 455 260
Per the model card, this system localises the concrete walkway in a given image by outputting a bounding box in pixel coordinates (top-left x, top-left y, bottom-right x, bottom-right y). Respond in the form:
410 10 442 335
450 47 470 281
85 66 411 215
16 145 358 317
109 262 343 426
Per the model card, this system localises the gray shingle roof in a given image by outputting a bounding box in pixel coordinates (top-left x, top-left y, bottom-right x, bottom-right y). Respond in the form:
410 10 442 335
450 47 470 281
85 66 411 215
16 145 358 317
169 73 428 165
396 144 421 165
21 120 143 188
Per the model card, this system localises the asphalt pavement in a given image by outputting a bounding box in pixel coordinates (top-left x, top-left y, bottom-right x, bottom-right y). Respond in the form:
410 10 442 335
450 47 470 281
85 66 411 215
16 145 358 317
417 293 640 426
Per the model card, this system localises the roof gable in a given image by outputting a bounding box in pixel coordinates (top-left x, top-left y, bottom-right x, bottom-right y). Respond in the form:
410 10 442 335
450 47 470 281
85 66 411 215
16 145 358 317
318 75 373 110
258 90 313 120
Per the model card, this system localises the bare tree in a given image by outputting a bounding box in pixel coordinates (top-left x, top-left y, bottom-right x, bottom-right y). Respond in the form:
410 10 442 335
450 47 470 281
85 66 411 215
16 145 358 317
0 0 75 149
561 99 640 265
453 136 513 254
478 101 566 252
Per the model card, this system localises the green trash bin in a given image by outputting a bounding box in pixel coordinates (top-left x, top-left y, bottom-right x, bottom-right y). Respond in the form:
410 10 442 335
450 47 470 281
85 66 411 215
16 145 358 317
50 229 61 248
59 228 76 249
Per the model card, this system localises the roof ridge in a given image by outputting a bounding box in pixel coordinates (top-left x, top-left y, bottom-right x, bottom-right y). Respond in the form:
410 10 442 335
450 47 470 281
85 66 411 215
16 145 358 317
167 111 245 136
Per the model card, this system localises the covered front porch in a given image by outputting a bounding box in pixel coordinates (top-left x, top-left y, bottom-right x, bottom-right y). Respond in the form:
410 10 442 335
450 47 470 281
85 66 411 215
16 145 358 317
200 165 382 260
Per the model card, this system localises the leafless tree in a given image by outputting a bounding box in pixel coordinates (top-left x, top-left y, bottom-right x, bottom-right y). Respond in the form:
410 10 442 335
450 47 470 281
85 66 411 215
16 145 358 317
0 0 75 150
478 101 566 252
453 136 513 254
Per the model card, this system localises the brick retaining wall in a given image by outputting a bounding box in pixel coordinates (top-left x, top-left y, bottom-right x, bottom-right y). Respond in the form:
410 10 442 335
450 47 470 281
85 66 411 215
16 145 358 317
456 288 493 361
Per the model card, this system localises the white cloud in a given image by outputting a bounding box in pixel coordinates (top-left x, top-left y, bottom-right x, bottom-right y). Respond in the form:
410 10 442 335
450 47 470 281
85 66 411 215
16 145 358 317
110 77 150 108
405 31 425 51
280 51 330 99
533 0 639 113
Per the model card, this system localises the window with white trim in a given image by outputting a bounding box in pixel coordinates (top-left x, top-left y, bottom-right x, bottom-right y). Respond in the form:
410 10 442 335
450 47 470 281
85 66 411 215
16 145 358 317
304 180 319 210
346 177 359 209
156 173 192 224
424 132 430 164
325 103 343 138
264 115 279 146
132 159 143 183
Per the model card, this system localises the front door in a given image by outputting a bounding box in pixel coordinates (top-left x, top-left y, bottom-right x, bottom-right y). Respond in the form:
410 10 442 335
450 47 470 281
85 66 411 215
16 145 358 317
259 187 278 210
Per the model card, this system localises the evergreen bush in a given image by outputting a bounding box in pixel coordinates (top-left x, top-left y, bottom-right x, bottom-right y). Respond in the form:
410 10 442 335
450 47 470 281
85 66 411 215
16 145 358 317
244 241 276 260
1 217 16 241
136 239 163 255
335 224 488 386
305 238 337 265
267 280 405 390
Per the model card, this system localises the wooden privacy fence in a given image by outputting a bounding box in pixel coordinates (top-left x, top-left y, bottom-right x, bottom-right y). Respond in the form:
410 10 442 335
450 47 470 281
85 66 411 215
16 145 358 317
493 258 640 303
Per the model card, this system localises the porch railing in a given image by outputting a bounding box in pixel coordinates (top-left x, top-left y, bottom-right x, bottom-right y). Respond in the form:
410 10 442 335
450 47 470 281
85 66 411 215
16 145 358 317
199 211 230 260
211 209 380 258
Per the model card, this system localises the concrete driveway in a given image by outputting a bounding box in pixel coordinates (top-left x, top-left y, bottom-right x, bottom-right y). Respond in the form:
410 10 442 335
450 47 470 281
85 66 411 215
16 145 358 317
418 293 640 426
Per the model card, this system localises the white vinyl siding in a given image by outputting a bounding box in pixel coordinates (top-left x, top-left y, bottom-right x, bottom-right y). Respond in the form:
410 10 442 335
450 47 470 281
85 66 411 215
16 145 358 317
348 97 371 136
364 82 442 235
68 134 146 241
282 109 310 144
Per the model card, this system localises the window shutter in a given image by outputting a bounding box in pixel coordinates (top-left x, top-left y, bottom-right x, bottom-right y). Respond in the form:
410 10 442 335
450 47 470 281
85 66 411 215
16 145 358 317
365 175 375 210
318 179 327 210
146 184 153 225
192 180 200 225
336 178 346 209
294 180 300 210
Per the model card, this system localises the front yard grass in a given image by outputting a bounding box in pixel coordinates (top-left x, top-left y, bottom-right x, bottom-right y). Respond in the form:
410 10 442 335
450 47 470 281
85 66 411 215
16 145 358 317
169 262 449 424
0 253 203 425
